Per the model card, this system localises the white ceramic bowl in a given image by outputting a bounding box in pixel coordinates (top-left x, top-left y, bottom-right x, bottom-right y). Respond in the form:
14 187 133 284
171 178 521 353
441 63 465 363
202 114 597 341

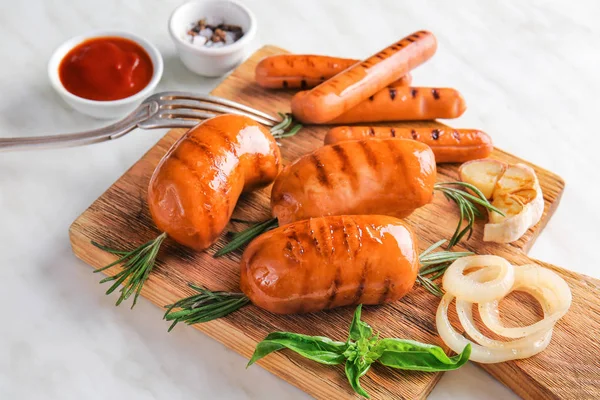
169 0 257 77
48 30 164 120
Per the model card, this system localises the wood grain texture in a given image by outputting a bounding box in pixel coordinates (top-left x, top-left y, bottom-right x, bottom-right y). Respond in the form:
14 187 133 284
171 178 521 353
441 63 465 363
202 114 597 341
69 46 600 399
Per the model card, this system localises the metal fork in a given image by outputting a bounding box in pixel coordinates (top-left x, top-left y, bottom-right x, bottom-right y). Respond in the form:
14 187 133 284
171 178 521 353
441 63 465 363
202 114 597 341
0 91 280 152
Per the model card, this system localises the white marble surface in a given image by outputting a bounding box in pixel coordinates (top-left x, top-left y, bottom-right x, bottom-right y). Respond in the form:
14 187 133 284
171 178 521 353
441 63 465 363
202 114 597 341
1 0 598 398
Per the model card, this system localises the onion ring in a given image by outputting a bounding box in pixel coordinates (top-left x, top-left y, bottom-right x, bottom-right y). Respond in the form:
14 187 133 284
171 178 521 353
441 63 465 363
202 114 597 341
442 255 515 303
436 293 553 363
478 264 572 338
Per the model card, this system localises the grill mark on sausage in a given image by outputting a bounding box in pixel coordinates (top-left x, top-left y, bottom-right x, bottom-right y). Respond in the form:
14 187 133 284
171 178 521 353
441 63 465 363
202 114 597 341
310 227 322 255
390 45 399 50
431 129 441 140
318 223 329 257
432 88 440 100
411 129 418 140
311 154 331 188
384 140 409 194
390 128 396 137
341 217 352 257
410 88 418 98
412 33 420 39
378 277 392 303
358 141 379 170
407 37 415 42
324 263 342 309
353 217 363 257
354 261 369 304
331 144 359 191
289 229 305 255
389 87 397 100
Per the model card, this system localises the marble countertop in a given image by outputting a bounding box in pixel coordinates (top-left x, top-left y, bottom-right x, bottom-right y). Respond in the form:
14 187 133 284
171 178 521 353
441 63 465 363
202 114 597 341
1 0 598 398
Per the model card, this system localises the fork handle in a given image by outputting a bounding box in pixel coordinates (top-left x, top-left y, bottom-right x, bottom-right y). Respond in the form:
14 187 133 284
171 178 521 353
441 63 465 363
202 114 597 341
0 105 150 152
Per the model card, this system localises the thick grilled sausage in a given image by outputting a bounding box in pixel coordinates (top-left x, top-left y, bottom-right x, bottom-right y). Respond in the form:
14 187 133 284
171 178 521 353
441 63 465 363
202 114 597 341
325 126 492 163
239 215 419 314
291 31 437 124
148 115 281 251
255 54 412 89
270 139 436 225
325 86 466 123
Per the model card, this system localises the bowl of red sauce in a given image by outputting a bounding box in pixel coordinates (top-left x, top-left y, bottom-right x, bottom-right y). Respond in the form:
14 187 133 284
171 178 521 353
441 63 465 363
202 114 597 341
48 31 163 119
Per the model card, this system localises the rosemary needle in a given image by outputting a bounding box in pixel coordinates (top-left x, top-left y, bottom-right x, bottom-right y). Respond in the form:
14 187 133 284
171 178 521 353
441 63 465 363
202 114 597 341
214 218 278 257
417 239 473 296
92 232 167 308
270 112 302 139
434 181 504 249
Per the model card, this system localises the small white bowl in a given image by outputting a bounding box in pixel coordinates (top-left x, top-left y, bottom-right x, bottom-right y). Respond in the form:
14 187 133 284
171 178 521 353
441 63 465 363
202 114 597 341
48 30 164 120
168 0 257 77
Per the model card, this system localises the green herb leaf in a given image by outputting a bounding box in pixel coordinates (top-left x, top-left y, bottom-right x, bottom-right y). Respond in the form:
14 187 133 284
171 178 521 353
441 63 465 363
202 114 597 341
92 232 167 308
374 339 471 371
434 181 504 248
416 240 473 297
270 112 303 139
345 359 372 399
248 332 348 367
348 304 373 341
214 218 279 257
164 284 250 331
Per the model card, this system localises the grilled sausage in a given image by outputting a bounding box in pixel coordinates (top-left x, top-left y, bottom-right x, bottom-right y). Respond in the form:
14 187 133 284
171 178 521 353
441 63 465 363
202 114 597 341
239 215 419 314
148 115 281 250
255 54 412 89
270 139 436 225
291 31 437 124
325 126 492 163
324 86 466 123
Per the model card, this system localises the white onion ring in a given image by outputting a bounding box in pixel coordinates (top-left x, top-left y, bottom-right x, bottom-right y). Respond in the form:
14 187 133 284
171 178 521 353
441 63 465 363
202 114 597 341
436 293 553 363
478 264 572 338
442 255 515 303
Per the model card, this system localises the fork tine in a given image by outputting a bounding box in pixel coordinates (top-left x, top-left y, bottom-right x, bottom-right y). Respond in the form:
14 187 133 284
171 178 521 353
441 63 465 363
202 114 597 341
160 99 277 127
153 91 280 126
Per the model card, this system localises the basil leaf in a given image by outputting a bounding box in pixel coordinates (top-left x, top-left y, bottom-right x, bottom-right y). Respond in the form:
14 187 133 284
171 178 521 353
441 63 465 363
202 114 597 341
247 332 348 367
348 304 373 341
374 339 471 371
345 359 372 399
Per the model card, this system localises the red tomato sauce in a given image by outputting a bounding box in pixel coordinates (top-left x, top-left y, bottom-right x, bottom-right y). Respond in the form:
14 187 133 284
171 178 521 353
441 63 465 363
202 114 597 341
59 36 153 101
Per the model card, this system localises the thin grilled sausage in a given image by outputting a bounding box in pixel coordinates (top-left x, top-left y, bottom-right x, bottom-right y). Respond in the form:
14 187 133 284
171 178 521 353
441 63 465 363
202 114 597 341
326 86 466 123
255 54 412 89
270 139 436 225
325 126 493 163
291 31 437 124
292 86 465 124
148 115 281 250
239 215 419 314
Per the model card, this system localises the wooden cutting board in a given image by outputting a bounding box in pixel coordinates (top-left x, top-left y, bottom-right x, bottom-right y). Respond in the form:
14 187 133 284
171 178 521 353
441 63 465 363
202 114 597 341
69 46 600 399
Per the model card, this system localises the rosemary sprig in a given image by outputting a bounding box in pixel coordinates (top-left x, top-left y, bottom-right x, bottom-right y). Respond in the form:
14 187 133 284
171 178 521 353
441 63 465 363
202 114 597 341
434 181 504 248
214 218 279 257
416 239 473 296
164 283 251 331
270 112 302 139
92 232 167 308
